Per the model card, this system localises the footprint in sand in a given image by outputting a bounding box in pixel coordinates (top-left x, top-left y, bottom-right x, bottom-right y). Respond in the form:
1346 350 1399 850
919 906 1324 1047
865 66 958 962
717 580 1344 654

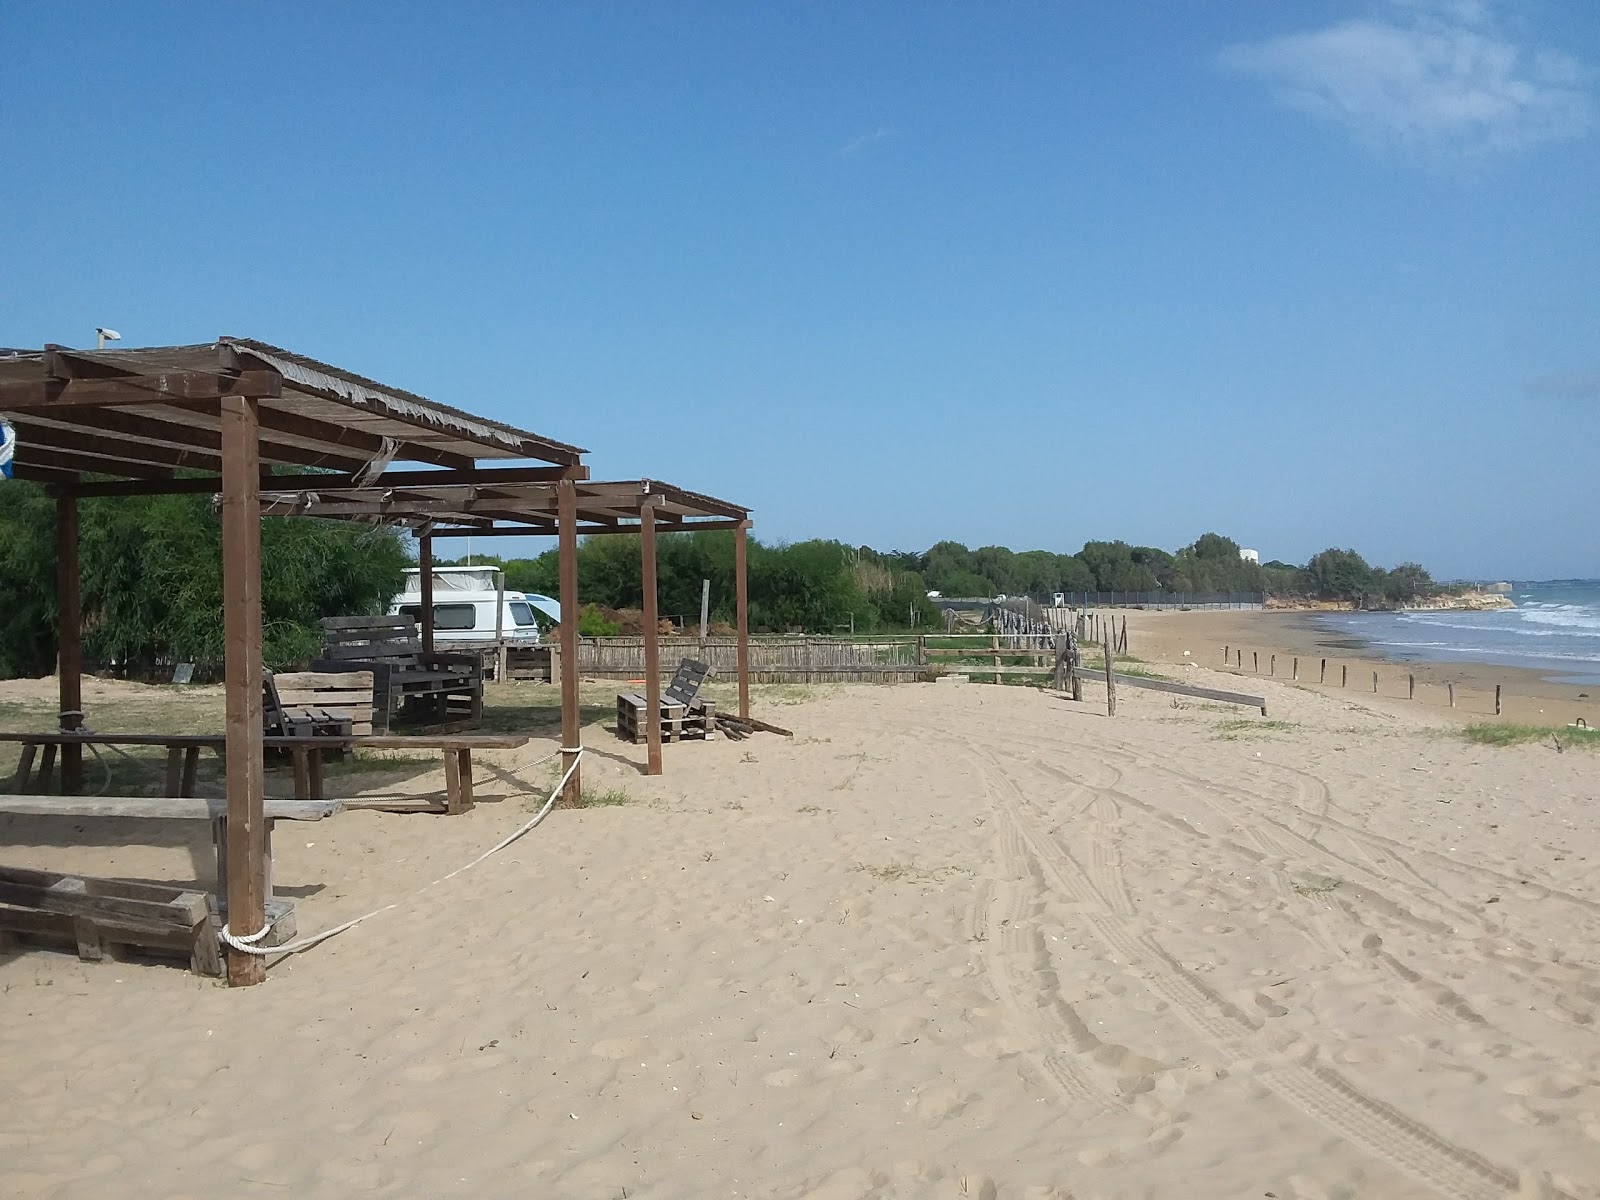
913 1082 974 1122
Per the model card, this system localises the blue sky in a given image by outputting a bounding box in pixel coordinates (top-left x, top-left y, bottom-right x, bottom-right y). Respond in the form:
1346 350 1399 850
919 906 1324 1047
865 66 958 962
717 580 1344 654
3 1 1596 579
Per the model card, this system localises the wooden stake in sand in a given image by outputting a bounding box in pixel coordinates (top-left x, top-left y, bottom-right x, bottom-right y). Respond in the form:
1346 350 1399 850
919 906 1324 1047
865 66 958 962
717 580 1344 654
1372 670 1379 693
1448 682 1456 708
1103 637 1117 717
1408 674 1415 700
1341 665 1348 688
1495 685 1503 716
1320 658 1327 683
1292 657 1299 681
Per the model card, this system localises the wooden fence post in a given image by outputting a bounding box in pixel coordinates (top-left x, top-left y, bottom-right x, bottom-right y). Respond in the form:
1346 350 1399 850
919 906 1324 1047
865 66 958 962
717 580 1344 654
1053 633 1069 692
1495 685 1502 716
1448 682 1455 708
1292 657 1298 681
990 634 1001 685
1408 674 1415 700
1341 665 1347 687
1270 654 1275 676
1320 658 1327 683
1103 637 1116 717
1253 652 1259 673
1224 645 1229 665
1372 670 1378 693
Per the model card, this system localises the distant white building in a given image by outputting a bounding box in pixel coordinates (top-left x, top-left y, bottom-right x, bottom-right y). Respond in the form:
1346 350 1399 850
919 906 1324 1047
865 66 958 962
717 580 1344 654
1239 548 1260 564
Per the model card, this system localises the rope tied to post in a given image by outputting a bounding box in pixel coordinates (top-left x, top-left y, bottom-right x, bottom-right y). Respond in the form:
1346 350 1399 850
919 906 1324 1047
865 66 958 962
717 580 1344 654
220 745 585 958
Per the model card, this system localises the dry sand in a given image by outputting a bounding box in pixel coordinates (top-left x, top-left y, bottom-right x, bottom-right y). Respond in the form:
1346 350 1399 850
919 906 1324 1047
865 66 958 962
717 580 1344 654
2 672 1600 1199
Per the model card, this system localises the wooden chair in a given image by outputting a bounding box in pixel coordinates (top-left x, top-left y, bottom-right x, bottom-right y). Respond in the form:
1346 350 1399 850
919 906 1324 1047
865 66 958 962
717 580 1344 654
617 659 717 743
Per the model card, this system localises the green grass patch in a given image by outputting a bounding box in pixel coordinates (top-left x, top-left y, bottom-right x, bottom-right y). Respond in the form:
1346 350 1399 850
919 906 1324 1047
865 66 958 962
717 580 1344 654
572 784 633 808
1461 723 1600 749
1214 718 1295 741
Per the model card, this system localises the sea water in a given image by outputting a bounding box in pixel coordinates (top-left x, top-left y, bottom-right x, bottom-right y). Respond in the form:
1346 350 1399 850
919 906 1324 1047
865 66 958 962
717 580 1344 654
1315 580 1600 687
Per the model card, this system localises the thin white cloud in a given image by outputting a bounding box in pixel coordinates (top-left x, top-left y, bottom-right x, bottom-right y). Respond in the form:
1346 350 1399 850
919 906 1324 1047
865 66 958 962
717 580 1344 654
1527 370 1600 400
839 126 894 157
1219 1 1594 156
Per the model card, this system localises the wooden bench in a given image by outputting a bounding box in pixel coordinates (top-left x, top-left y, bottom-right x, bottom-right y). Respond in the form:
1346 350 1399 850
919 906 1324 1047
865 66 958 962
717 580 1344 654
3 731 224 797
0 793 341 899
312 616 484 733
0 864 224 976
1 730 527 816
617 659 717 744
272 734 530 814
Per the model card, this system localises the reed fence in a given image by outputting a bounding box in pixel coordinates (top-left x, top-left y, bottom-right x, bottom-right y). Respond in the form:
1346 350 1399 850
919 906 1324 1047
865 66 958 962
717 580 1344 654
574 636 921 683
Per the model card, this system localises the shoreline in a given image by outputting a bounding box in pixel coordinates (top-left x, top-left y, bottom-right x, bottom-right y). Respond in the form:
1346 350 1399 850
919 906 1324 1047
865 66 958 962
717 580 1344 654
1118 607 1600 728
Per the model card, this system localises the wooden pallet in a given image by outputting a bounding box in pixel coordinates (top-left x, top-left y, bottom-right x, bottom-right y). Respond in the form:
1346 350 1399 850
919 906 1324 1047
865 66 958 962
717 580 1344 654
616 694 717 743
0 865 224 976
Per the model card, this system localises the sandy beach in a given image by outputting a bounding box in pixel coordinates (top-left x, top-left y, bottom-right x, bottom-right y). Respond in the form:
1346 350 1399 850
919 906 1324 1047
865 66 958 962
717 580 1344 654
1116 608 1600 731
1 670 1598 1199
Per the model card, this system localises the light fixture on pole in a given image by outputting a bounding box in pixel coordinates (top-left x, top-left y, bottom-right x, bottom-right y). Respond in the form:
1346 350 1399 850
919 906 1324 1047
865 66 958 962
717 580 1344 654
95 327 122 350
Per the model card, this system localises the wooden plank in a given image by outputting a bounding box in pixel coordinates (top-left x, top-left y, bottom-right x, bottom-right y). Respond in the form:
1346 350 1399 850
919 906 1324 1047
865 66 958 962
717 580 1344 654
0 796 341 820
220 394 267 987
641 501 663 776
0 731 225 747
320 639 423 660
321 615 413 632
0 879 208 927
1070 667 1267 714
0 370 282 408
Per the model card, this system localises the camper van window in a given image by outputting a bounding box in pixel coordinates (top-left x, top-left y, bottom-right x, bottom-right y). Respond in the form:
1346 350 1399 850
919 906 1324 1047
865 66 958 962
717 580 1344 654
509 602 536 627
399 603 477 631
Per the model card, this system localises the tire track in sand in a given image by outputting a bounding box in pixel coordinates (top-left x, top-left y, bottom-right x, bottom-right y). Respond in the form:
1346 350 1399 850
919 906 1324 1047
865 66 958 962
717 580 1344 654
968 744 1547 1200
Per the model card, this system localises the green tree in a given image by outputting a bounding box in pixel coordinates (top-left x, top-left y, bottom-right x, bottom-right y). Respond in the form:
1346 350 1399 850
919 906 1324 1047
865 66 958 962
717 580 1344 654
1307 548 1376 602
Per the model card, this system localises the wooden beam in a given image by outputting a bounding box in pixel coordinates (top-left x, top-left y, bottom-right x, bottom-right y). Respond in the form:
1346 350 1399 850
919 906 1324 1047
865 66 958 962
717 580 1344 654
18 407 371 476
56 496 84 794
254 405 475 471
419 536 435 655
641 500 663 776
14 446 177 480
17 422 223 472
1070 667 1267 715
558 479 582 805
735 520 750 720
220 396 267 987
0 370 283 409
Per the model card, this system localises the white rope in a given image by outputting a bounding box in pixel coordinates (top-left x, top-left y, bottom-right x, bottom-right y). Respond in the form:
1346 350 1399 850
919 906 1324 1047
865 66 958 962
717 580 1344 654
219 746 585 959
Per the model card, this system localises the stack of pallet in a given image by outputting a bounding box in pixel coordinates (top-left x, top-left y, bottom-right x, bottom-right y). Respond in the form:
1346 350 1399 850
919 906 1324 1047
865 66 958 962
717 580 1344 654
616 692 717 742
0 865 224 976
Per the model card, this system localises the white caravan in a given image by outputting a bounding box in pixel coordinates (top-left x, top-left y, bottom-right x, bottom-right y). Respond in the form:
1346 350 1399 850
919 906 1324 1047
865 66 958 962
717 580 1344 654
389 566 561 646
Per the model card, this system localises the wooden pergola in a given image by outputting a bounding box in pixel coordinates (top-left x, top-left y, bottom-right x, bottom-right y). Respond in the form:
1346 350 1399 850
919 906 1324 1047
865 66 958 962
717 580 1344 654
0 338 752 985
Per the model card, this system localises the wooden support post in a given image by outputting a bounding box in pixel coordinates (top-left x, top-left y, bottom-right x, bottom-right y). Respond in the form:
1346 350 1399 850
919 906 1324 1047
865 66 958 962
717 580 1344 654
1408 673 1415 700
699 578 710 660
1270 654 1276 676
1372 670 1379 693
1292 657 1299 681
55 494 84 794
641 501 663 776
1236 649 1242 667
494 568 506 681
1448 682 1455 708
418 535 435 656
1103 637 1116 717
1495 685 1502 716
990 634 1001 685
1224 645 1229 665
735 521 750 720
1053 633 1069 692
1070 635 1083 702
558 479 582 805
220 395 267 987
1341 664 1348 688
918 635 928 678
1320 658 1327 684
1253 652 1259 673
